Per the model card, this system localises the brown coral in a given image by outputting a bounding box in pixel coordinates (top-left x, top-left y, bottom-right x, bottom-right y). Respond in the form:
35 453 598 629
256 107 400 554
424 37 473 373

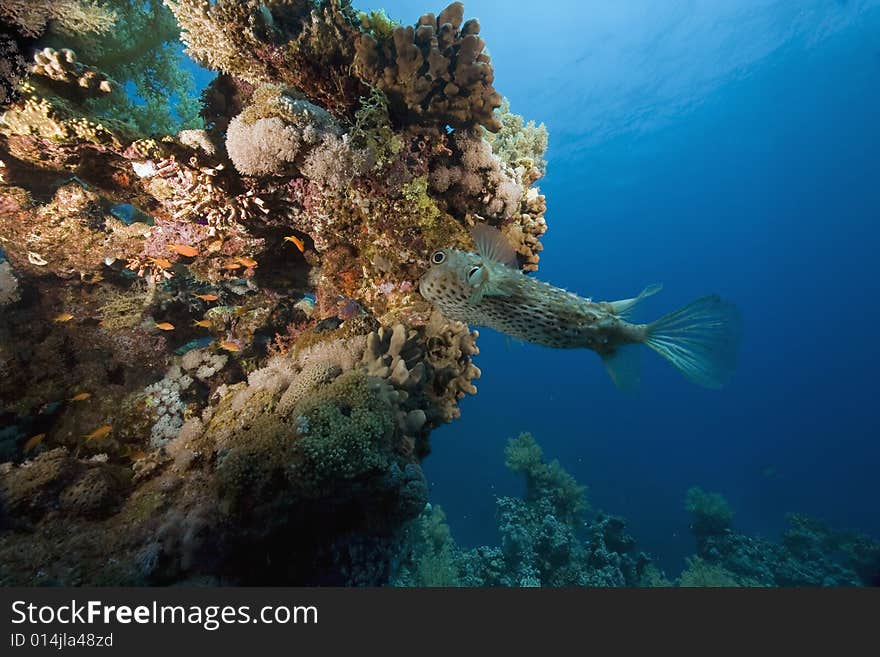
354 2 502 132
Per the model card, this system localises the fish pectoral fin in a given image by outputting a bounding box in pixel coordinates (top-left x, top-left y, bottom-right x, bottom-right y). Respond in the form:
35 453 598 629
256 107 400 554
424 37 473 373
609 283 663 316
601 345 642 392
467 288 485 305
468 271 514 305
468 282 510 306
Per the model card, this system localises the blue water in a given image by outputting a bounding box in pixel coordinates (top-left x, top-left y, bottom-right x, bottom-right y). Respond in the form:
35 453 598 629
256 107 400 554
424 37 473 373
179 0 880 574
345 0 880 574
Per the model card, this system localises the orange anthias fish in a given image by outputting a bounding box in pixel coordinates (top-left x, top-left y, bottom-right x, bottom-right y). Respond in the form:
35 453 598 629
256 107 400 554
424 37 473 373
193 319 212 328
218 340 241 352
222 262 242 270
284 235 306 252
168 244 199 257
23 433 45 454
155 322 175 331
194 293 219 302
53 312 74 322
69 392 91 402
84 425 112 442
148 257 173 269
236 256 258 268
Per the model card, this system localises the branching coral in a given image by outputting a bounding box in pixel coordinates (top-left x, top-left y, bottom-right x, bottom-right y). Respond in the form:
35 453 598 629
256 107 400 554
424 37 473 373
683 491 880 586
504 432 587 526
30 47 116 101
485 99 549 176
397 433 658 588
354 2 502 132
166 0 367 118
46 0 203 135
0 0 117 39
685 485 734 537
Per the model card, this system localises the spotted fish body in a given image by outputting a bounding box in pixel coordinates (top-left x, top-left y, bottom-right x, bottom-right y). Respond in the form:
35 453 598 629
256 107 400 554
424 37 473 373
420 247 646 354
419 225 742 389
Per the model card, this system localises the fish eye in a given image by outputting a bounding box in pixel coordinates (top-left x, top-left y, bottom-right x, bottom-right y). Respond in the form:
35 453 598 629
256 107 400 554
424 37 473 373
431 251 446 264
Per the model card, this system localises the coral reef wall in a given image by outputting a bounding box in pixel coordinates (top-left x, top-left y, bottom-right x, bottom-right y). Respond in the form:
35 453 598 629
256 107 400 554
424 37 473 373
0 1 548 584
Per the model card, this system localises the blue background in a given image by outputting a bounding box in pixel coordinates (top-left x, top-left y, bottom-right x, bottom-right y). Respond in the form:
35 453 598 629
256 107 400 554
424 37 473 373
354 0 880 573
190 0 880 573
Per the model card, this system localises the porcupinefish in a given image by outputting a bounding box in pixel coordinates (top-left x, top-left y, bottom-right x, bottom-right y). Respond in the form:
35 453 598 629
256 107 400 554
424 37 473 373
419 225 742 390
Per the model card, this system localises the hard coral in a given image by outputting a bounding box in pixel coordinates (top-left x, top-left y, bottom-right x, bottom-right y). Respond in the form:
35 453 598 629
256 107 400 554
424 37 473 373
30 47 116 102
354 2 502 132
167 0 367 118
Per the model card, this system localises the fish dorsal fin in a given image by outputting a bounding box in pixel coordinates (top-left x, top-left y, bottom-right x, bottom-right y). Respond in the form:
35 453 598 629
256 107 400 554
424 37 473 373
609 283 663 317
471 224 519 268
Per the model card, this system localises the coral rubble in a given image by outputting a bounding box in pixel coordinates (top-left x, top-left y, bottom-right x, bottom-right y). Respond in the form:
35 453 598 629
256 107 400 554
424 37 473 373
0 1 548 584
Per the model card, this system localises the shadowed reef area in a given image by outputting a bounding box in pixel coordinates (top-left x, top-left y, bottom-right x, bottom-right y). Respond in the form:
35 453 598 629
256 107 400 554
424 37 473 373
0 1 876 586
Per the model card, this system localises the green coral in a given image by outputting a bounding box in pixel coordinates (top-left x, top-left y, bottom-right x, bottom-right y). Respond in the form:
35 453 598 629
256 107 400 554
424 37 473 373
685 486 734 537
44 0 203 135
350 87 403 170
402 176 442 226
0 0 117 38
678 556 754 587
215 412 293 514
504 432 587 525
358 9 399 40
396 504 462 586
293 370 396 494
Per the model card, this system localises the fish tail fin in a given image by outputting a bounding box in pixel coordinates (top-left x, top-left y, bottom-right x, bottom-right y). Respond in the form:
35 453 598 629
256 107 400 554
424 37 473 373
643 294 742 389
601 344 642 392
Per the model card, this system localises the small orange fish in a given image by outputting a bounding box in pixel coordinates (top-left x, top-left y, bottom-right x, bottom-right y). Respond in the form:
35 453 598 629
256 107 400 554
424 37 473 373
193 319 212 328
168 244 199 257
193 293 219 302
84 425 112 442
236 256 258 268
222 262 242 270
155 322 175 331
69 392 91 402
148 257 173 269
53 312 74 323
284 235 305 252
218 340 241 352
23 433 45 454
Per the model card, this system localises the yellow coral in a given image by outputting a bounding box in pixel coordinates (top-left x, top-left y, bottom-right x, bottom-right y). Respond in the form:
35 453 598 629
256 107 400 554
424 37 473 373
1 0 117 38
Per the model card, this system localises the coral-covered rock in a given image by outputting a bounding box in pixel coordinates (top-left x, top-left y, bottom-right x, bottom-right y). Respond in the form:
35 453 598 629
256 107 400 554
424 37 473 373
0 0 549 586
